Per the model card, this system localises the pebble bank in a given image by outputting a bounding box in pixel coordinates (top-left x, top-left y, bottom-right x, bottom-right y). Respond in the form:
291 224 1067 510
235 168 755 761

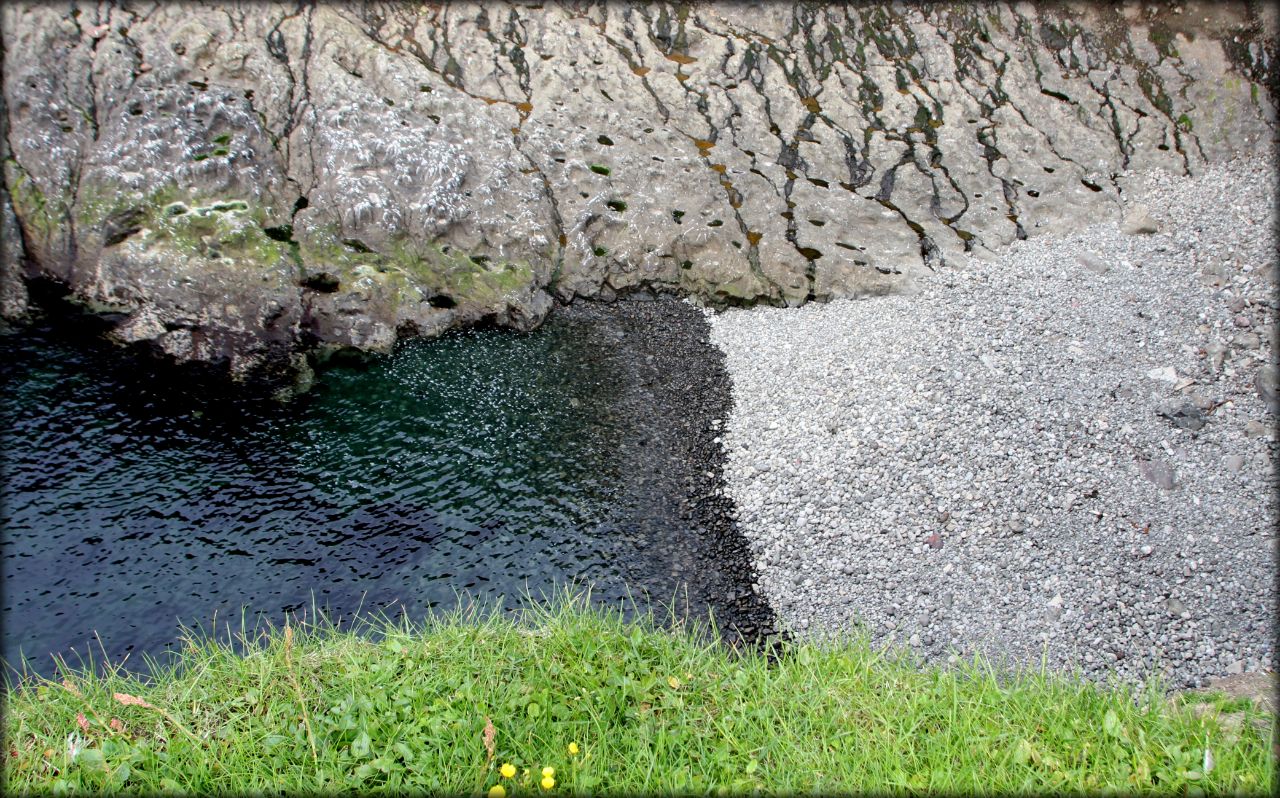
710 158 1277 688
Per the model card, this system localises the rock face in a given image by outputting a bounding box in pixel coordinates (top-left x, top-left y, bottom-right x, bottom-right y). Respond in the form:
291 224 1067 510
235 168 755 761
2 2 1276 387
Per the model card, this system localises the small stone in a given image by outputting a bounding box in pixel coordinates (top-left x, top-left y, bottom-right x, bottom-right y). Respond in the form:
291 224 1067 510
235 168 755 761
1225 454 1245 472
1156 401 1207 431
1046 594 1064 622
1244 420 1268 438
1009 518 1025 533
1204 342 1228 371
1226 659 1244 675
1255 365 1278 407
1190 391 1217 411
926 532 942 550
1146 366 1178 385
1140 544 1154 557
1166 597 1186 616
1200 268 1227 287
909 633 922 647
1234 332 1261 350
1233 314 1252 328
1138 458 1176 490
1076 252 1110 274
1122 204 1160 235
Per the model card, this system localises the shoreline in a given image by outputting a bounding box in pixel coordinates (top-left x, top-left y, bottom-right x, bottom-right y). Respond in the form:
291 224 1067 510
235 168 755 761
550 296 778 644
1 294 777 674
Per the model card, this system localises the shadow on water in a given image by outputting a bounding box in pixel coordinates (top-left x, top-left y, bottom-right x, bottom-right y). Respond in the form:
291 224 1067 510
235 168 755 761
1 297 773 678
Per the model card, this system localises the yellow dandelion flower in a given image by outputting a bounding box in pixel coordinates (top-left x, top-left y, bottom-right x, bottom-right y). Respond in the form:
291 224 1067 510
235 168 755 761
667 675 681 689
542 766 555 778
500 763 516 779
488 786 507 798
568 742 580 755
541 775 556 790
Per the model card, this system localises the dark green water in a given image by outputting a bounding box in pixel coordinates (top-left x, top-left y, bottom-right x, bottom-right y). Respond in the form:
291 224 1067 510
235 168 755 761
2 305 756 675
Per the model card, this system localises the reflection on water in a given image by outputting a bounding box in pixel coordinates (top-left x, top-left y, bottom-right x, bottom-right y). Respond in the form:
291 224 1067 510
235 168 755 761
2 309 730 675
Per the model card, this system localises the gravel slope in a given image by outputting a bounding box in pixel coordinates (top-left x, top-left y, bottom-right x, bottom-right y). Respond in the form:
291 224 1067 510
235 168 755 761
709 159 1277 688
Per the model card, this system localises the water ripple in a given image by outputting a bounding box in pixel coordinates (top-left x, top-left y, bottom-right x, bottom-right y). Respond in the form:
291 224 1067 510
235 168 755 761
2 314 720 675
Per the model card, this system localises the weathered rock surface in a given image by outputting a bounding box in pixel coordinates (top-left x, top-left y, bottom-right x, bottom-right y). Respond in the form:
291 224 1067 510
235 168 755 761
2 2 1276 386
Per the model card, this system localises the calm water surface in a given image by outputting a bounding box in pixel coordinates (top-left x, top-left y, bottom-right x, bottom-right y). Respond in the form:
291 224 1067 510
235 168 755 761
2 312 717 674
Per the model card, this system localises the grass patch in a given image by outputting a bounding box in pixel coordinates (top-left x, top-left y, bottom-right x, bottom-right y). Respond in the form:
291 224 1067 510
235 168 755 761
3 592 1274 794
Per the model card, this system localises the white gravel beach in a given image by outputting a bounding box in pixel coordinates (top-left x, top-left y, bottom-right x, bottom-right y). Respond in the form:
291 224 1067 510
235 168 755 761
710 158 1278 688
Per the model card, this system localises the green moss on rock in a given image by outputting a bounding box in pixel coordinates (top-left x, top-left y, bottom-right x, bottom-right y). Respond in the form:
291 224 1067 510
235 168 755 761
5 160 60 239
71 183 293 269
300 227 539 311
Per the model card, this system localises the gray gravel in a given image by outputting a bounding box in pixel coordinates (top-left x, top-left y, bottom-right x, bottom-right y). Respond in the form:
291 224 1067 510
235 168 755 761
708 158 1278 688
